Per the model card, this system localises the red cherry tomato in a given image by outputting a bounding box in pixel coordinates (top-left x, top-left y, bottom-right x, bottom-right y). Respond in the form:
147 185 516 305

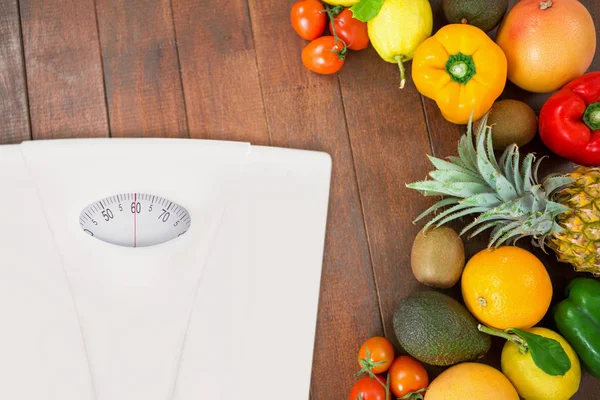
348 376 387 400
357 336 395 374
301 36 346 75
291 0 326 41
388 356 429 398
330 9 369 51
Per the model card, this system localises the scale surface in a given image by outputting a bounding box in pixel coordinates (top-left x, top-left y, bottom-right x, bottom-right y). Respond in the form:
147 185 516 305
0 139 331 400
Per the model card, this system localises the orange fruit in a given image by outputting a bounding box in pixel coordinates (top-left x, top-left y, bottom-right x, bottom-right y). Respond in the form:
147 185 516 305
461 246 552 330
424 362 519 400
496 0 596 93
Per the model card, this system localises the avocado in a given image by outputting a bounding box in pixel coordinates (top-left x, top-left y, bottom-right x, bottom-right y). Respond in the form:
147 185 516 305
393 291 490 366
442 0 508 32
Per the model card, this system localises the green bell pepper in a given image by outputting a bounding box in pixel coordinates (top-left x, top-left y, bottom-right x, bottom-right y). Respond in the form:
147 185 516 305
554 278 600 379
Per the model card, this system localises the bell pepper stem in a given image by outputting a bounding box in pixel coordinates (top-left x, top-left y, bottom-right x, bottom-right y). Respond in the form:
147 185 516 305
584 102 600 131
445 53 476 85
394 55 406 89
478 324 529 354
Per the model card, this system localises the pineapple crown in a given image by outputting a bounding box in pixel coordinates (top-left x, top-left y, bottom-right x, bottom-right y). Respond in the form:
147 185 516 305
407 115 574 249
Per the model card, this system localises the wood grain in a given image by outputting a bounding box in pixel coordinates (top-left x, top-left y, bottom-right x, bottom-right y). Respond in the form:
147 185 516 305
172 0 268 144
0 0 30 144
20 0 108 139
247 1 383 398
420 0 600 396
95 0 188 138
337 46 436 353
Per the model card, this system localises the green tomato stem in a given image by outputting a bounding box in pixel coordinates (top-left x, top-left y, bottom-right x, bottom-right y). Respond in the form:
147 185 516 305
478 324 529 354
584 102 600 131
394 55 406 89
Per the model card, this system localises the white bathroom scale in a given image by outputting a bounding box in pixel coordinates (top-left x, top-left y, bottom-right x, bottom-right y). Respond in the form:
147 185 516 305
0 139 331 400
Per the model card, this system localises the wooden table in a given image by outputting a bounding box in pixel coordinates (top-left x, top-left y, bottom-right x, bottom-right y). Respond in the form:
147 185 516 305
1 0 599 398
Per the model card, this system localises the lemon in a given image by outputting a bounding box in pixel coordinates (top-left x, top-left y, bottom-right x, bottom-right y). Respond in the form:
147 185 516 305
501 327 581 400
368 0 433 88
322 0 359 6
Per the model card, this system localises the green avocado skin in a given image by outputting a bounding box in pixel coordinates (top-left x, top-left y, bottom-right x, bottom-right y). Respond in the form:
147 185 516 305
442 0 508 32
554 278 600 379
393 291 491 366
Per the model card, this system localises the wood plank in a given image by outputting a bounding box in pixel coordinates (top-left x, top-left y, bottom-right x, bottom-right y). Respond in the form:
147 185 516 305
337 45 437 360
247 0 383 398
20 0 108 139
172 0 268 144
95 0 188 138
0 0 30 144
422 0 600 397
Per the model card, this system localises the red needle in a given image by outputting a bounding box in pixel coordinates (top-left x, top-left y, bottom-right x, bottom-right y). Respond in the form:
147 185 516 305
133 193 137 248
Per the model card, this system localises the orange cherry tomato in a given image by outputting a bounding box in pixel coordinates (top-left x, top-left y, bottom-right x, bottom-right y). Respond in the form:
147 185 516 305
291 0 326 41
348 376 387 400
330 8 369 51
301 36 346 75
388 356 429 398
357 336 395 374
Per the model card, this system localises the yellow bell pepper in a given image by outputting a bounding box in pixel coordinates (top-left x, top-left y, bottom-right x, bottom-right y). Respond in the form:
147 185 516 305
412 24 507 124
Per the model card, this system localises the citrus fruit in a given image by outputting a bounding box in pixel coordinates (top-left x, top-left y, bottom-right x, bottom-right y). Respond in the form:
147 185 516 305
461 246 552 330
424 362 519 400
496 0 596 93
368 0 433 88
323 0 359 6
501 327 581 400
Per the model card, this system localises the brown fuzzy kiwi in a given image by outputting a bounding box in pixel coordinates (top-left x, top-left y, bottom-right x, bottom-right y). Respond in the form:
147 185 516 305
480 100 538 150
411 226 465 289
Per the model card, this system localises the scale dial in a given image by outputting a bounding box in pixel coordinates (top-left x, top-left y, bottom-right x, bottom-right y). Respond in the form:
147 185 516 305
79 193 191 247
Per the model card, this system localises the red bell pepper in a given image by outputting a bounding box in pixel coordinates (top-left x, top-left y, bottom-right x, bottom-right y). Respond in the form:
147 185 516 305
539 72 600 166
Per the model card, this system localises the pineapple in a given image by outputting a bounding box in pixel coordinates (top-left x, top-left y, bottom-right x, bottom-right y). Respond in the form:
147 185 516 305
407 116 600 276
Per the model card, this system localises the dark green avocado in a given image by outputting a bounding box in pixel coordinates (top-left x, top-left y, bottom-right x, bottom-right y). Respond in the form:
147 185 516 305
443 0 508 32
393 291 491 366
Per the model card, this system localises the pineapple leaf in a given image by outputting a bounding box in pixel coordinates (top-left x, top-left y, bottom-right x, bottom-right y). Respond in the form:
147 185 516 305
427 155 477 176
512 148 523 196
468 221 504 238
533 155 548 183
542 176 574 196
489 220 523 247
466 114 478 167
503 145 517 187
436 206 488 227
448 156 470 170
430 169 487 185
493 171 519 201
499 145 511 169
486 125 500 172
412 198 459 223
461 214 506 235
545 201 571 216
522 154 536 192
531 185 547 211
408 181 490 198
476 123 502 189
459 193 502 207
424 203 472 229
458 135 477 172
496 225 525 246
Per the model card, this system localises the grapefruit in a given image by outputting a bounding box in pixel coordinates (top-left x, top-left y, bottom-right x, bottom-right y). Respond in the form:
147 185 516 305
424 363 519 400
496 0 596 93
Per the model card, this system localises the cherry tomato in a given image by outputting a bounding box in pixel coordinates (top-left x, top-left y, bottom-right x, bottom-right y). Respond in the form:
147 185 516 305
357 336 395 374
302 36 346 75
291 0 326 41
330 9 369 51
348 376 387 400
388 356 429 398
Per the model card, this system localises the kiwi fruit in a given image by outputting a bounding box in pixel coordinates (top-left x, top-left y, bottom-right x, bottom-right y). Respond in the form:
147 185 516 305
411 227 465 289
479 100 538 150
443 0 508 32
